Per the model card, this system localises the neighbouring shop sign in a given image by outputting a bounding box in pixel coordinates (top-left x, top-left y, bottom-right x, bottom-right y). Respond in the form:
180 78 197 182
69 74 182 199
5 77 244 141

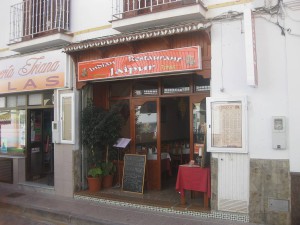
78 46 201 82
0 50 66 94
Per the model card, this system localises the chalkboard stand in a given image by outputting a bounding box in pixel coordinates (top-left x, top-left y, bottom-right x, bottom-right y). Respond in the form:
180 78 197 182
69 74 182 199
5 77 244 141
122 154 146 194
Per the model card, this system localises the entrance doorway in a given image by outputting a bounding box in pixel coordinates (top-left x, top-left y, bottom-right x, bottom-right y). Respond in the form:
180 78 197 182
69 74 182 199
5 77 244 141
26 109 54 186
104 75 210 192
131 95 208 191
160 97 190 188
132 98 160 190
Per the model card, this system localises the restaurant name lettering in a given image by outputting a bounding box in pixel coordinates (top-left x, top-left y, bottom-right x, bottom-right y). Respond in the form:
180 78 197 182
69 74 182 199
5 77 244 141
78 46 201 82
88 55 182 76
0 56 60 79
0 51 65 94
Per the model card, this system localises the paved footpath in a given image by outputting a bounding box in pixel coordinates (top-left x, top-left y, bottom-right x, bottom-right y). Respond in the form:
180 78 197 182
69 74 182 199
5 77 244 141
0 209 67 225
0 183 263 225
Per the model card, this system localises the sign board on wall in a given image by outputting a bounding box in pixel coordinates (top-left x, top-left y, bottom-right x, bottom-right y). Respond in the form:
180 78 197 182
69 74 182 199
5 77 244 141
0 50 67 94
206 96 248 153
78 46 201 82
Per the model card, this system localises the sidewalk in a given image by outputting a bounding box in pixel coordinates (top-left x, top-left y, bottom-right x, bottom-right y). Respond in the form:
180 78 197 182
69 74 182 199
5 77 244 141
0 183 262 225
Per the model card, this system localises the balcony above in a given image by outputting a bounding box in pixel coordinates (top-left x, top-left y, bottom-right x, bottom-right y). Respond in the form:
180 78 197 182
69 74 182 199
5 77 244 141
9 0 71 53
112 0 207 32
9 32 73 54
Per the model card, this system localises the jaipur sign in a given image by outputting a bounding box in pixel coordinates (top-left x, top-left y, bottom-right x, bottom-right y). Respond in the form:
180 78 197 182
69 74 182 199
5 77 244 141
0 50 66 94
78 46 201 82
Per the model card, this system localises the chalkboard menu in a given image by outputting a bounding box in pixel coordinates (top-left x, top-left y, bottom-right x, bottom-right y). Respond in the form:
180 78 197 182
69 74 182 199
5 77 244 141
122 154 146 194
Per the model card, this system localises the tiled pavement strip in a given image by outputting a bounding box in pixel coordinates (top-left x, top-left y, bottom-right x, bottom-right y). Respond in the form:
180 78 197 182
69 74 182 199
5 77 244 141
0 183 262 225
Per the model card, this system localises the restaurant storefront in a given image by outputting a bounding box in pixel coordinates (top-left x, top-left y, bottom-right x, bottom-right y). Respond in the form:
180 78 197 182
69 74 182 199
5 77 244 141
66 24 212 203
0 50 68 187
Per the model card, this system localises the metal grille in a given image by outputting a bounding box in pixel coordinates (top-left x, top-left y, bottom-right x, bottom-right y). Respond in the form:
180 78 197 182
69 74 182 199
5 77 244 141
10 0 70 44
112 0 201 20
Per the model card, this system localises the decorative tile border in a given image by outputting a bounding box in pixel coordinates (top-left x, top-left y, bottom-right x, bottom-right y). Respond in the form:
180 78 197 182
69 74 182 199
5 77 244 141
74 194 249 223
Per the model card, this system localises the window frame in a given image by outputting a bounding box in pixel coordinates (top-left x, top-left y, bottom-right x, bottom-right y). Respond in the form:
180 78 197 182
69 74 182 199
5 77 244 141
59 93 75 144
206 96 248 153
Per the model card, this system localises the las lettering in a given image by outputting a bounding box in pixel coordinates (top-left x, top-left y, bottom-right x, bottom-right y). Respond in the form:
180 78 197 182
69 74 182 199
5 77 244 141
7 76 60 90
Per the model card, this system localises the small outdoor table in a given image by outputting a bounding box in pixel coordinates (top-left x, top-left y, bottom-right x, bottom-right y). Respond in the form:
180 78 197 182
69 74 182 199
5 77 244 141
175 165 211 208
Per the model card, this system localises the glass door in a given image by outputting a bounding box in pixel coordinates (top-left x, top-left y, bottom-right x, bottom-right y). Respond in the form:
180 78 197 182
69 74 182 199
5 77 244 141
190 95 208 167
27 110 43 181
26 109 54 185
131 98 161 190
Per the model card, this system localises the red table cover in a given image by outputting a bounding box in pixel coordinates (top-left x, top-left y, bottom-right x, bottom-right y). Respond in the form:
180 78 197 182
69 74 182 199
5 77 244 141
175 165 211 198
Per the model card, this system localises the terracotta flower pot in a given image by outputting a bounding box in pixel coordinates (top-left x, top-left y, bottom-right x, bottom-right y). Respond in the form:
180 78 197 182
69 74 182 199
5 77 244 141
87 177 102 192
102 175 113 189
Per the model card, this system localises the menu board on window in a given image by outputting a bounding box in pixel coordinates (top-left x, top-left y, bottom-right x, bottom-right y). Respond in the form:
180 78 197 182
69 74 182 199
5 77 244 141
211 101 242 148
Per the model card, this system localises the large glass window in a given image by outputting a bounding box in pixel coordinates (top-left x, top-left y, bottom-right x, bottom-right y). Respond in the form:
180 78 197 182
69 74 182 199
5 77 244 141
162 76 190 94
194 75 210 92
60 93 74 144
110 81 131 97
133 80 158 96
135 101 157 155
0 110 26 156
0 97 5 108
110 100 130 139
29 93 43 106
7 96 17 108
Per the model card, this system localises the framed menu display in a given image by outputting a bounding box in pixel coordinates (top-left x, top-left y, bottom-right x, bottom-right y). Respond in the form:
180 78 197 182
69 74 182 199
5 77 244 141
206 97 248 153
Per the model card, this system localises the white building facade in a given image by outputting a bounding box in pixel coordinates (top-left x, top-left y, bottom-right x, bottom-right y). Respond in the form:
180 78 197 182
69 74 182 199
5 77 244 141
0 1 299 225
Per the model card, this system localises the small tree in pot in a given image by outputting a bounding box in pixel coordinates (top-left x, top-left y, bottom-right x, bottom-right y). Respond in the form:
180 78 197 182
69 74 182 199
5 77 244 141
82 99 105 192
100 104 123 188
82 99 123 190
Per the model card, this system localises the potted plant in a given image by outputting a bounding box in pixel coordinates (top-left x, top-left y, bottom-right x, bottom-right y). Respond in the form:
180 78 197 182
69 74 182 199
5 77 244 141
82 99 106 192
87 167 103 192
101 161 116 188
82 99 124 190
100 104 124 188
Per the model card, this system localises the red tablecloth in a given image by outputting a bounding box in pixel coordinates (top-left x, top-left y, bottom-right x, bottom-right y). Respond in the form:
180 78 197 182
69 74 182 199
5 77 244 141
175 165 211 198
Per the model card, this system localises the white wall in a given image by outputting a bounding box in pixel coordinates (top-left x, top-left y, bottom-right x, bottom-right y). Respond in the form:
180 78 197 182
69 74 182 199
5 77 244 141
284 7 300 172
0 0 117 57
0 0 20 58
211 18 289 160
70 0 112 31
70 0 118 42
205 0 265 18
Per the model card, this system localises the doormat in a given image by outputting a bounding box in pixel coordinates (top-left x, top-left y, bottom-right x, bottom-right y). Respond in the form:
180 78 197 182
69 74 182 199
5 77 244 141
6 192 25 198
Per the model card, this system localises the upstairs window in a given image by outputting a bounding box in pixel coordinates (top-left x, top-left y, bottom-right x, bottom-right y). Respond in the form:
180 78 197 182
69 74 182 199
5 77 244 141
10 0 70 43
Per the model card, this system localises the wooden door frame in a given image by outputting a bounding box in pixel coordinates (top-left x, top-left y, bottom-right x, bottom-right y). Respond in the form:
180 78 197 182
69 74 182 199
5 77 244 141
130 97 162 190
189 94 209 162
130 97 161 156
